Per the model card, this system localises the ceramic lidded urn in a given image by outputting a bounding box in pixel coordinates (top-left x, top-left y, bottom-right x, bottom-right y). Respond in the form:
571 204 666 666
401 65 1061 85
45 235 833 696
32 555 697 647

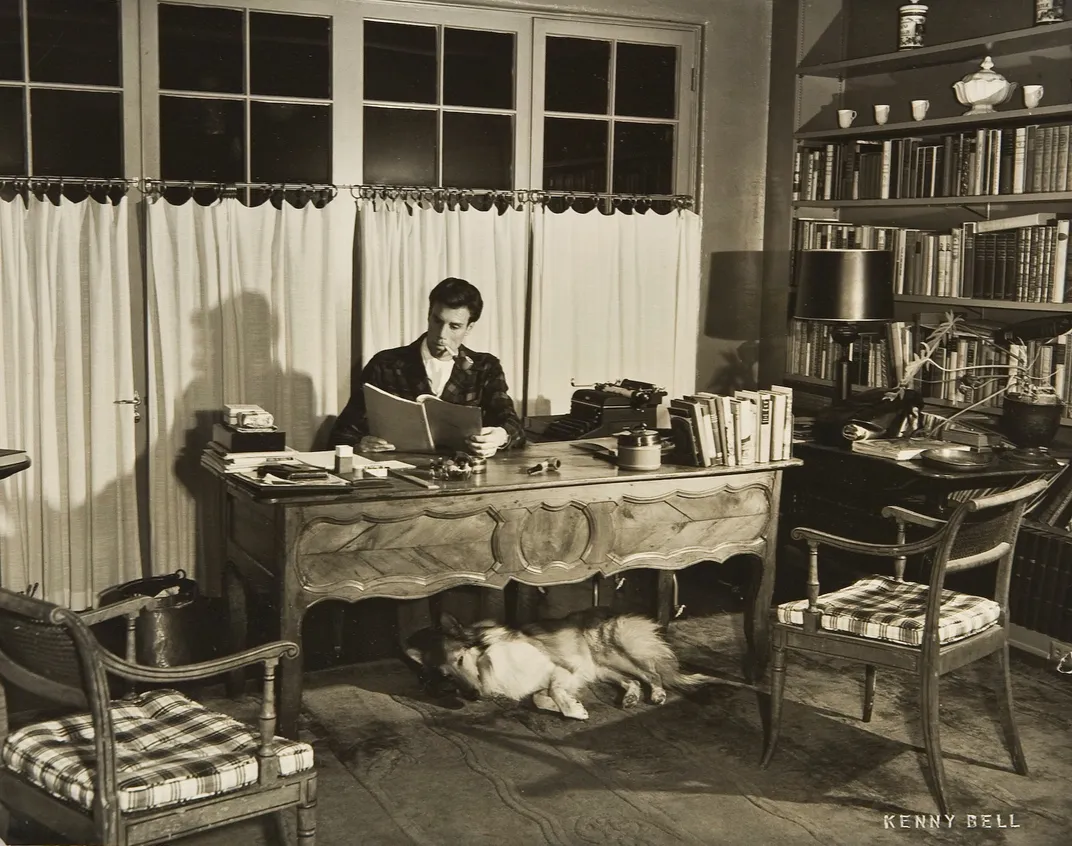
953 56 1017 115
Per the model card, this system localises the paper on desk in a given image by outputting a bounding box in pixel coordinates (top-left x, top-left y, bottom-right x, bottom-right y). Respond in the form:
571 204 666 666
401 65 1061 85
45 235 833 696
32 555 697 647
292 450 415 470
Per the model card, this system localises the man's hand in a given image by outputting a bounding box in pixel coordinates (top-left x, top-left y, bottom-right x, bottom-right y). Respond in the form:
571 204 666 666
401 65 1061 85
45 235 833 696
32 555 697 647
465 427 508 458
358 435 395 453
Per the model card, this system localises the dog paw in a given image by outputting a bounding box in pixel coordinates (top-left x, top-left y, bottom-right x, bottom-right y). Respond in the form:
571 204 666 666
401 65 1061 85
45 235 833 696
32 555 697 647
532 692 559 713
621 681 642 708
561 701 589 720
650 686 667 705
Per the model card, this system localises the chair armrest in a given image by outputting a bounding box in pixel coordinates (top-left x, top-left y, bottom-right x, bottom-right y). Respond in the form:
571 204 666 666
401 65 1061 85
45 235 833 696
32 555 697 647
880 505 946 529
79 595 158 627
791 526 941 557
99 640 299 683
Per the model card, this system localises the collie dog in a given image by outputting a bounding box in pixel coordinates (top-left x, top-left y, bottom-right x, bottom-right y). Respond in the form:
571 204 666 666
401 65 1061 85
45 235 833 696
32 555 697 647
405 607 715 720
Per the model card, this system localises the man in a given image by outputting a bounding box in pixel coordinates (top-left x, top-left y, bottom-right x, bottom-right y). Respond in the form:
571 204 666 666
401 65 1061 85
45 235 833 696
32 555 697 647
328 277 524 457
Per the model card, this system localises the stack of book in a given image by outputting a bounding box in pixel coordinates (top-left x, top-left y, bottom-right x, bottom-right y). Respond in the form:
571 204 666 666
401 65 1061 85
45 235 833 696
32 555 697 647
200 442 299 476
668 387 794 467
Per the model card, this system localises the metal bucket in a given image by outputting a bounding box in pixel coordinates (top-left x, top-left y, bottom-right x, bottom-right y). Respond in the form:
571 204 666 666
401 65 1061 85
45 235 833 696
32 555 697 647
99 570 209 668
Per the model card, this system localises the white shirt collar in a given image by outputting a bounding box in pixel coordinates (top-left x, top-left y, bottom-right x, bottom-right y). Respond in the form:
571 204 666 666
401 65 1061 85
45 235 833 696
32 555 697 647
421 337 455 396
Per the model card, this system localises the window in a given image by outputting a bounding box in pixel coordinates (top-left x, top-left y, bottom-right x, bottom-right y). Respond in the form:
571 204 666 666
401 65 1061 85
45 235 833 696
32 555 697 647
155 1 332 185
0 0 123 177
533 20 696 198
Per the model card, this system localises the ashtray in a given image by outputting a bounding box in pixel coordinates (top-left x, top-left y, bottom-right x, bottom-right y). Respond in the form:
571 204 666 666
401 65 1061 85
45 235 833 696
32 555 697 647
920 447 997 472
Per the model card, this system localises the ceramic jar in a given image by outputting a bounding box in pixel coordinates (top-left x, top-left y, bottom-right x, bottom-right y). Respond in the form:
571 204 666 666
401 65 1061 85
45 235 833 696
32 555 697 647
898 4 928 50
1035 0 1065 24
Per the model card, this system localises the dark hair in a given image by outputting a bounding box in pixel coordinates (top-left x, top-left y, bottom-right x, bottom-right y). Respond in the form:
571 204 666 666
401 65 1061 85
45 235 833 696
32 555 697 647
428 277 483 324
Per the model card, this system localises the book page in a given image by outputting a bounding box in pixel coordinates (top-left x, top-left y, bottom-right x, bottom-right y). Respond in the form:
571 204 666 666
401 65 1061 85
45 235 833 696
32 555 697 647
363 384 435 451
418 394 483 451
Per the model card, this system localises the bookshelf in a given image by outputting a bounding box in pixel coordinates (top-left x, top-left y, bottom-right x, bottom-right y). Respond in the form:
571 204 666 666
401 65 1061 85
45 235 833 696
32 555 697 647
763 0 1072 426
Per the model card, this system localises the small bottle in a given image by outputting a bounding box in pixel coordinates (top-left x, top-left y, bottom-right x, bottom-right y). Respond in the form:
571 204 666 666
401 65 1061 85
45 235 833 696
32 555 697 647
898 5 928 50
334 444 354 476
1035 0 1065 24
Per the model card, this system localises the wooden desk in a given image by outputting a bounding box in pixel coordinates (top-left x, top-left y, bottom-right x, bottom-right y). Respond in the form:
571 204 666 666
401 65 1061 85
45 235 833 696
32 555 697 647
216 441 801 737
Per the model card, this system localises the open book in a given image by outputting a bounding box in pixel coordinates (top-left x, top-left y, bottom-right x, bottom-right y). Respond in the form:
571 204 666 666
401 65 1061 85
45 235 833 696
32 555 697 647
363 384 482 451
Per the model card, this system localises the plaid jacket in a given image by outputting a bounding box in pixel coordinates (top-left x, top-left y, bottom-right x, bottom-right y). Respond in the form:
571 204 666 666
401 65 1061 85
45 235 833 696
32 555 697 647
328 336 525 449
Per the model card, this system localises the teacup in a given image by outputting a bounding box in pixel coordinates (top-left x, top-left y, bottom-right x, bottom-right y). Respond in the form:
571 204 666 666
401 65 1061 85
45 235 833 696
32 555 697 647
837 109 857 128
911 99 930 121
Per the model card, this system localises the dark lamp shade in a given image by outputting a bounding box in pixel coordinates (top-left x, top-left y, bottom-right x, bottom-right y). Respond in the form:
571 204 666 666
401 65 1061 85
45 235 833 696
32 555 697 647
794 249 895 323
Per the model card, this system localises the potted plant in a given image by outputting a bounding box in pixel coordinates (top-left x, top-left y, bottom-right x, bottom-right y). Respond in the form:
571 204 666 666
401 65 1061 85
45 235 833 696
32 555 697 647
885 311 1066 464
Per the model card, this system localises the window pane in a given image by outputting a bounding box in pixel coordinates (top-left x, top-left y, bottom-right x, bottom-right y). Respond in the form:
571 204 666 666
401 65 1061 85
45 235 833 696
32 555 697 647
613 122 674 194
32 89 121 176
543 117 607 193
160 95 244 182
615 43 677 119
0 0 22 81
250 12 331 99
159 3 243 94
28 0 119 86
0 86 24 172
363 106 436 186
364 21 436 104
545 36 608 115
443 112 511 189
251 101 331 184
444 28 513 109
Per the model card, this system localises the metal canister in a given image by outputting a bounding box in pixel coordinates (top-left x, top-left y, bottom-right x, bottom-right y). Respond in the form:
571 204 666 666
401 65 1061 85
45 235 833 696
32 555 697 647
898 5 928 50
616 426 663 471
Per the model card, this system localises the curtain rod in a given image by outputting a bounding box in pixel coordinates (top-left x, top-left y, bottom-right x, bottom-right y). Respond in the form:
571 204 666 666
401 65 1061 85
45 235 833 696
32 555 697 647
0 176 695 208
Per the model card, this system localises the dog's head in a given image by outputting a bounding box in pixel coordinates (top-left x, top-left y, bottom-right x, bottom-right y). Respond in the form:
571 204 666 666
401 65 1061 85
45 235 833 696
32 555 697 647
403 613 486 701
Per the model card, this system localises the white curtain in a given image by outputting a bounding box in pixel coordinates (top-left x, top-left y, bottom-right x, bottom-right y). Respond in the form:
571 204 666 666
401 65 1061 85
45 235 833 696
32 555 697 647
528 206 702 415
358 199 528 402
0 195 140 609
146 197 357 581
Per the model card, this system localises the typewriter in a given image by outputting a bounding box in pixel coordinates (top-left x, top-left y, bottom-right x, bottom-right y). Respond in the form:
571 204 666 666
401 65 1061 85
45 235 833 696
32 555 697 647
537 379 667 441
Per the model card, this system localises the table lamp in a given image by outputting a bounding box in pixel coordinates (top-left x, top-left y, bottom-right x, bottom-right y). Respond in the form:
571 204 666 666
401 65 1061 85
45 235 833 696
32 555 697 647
794 249 895 406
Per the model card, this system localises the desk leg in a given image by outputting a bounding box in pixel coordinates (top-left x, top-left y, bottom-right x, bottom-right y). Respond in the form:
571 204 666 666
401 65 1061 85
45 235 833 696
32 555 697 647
278 594 305 740
745 472 782 685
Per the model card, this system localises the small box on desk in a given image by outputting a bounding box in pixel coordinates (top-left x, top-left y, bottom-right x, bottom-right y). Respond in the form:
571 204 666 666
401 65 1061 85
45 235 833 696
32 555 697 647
212 422 286 453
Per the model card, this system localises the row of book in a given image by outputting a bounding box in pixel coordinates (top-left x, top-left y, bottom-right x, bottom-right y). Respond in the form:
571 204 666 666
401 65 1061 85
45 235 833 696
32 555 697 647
794 124 1072 202
1009 523 1072 641
668 388 794 467
794 212 1072 303
786 319 891 388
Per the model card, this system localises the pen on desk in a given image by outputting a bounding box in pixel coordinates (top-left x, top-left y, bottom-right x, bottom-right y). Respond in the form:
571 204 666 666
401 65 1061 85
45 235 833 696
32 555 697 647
388 468 441 490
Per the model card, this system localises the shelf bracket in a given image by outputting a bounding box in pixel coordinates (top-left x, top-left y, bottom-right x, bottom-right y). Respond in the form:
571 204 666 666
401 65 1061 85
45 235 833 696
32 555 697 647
957 202 991 220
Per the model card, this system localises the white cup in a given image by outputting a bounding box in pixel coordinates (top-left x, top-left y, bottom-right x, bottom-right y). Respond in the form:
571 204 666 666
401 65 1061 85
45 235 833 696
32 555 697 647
911 99 930 121
1023 84 1044 109
837 109 857 128
873 104 891 125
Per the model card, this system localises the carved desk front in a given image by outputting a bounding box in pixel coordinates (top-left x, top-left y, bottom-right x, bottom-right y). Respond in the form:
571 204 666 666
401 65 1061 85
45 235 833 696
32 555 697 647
217 440 801 737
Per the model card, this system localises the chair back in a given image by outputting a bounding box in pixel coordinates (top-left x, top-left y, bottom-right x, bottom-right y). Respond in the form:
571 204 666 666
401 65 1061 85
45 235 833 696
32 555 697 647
921 477 1048 645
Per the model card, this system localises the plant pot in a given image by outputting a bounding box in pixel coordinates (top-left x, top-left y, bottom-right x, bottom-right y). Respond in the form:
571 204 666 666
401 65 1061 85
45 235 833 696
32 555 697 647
1000 393 1063 466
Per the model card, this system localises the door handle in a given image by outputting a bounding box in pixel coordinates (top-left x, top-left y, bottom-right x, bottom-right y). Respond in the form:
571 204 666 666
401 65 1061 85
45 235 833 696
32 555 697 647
114 390 142 423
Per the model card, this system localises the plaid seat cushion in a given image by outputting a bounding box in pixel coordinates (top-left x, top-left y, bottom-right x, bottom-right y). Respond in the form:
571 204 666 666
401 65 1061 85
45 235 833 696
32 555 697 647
775 575 1001 646
1 689 313 813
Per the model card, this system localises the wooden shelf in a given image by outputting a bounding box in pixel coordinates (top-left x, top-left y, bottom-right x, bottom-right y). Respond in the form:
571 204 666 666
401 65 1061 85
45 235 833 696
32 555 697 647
795 104 1072 141
795 192 1072 209
797 21 1072 79
895 296 1072 312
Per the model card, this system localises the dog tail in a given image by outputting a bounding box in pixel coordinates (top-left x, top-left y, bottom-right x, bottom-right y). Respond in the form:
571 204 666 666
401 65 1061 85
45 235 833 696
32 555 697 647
667 671 753 691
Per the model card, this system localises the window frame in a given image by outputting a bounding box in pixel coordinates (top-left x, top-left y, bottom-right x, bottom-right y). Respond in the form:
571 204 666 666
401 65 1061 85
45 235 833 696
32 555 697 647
134 0 699 196
357 0 533 189
531 16 698 198
0 0 141 179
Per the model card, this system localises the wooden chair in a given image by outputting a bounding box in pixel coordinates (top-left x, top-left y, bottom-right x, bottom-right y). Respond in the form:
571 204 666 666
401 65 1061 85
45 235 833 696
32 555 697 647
761 477 1047 814
0 586 316 845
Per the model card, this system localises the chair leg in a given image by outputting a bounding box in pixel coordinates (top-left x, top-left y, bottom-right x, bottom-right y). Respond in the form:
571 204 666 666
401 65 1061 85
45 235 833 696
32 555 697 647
863 665 876 722
920 669 950 816
993 644 1029 776
297 776 317 845
760 642 787 768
